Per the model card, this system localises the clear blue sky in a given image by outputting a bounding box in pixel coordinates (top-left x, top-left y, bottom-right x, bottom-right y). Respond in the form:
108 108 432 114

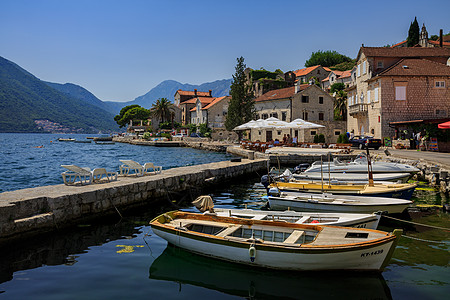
1 0 449 102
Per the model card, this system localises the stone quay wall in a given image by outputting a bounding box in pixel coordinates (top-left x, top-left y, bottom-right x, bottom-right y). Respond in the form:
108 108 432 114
0 159 268 244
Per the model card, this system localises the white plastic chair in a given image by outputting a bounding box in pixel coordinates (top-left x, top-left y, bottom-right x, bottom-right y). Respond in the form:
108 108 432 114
119 160 162 176
61 165 117 185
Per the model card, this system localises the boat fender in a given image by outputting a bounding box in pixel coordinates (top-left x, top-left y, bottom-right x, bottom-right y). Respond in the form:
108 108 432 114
249 244 256 262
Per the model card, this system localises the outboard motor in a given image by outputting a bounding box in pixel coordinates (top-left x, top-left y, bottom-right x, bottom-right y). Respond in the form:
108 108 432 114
293 163 310 174
268 187 281 197
261 174 272 194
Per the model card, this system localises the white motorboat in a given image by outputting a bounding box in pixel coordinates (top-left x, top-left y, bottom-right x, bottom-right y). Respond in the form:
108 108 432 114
303 154 419 175
211 208 381 229
293 172 411 183
267 190 412 214
150 211 402 272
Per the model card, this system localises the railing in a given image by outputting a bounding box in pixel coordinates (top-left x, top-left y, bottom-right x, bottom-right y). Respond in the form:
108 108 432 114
349 103 368 116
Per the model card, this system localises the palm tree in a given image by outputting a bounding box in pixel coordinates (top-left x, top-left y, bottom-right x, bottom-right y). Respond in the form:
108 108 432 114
334 90 347 121
150 98 174 124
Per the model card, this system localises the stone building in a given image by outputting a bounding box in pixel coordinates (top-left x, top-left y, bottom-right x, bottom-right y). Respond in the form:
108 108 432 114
244 68 296 98
293 65 330 84
252 83 346 143
180 96 214 126
347 46 450 139
174 89 212 106
322 70 352 91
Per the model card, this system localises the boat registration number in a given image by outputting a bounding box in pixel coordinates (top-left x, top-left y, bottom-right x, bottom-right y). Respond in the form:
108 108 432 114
361 249 383 257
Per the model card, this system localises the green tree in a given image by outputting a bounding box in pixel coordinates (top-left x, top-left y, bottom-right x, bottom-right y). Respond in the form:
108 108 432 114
329 61 356 71
225 57 255 131
150 98 174 124
305 50 352 68
334 90 347 121
122 107 151 126
114 104 144 128
330 83 345 93
407 17 420 47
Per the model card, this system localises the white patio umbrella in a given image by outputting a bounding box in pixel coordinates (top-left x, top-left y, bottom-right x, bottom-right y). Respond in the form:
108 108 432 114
256 117 290 129
287 118 324 129
233 120 258 131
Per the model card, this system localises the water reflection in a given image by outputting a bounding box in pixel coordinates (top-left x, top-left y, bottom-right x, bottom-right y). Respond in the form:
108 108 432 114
0 216 142 284
149 244 393 300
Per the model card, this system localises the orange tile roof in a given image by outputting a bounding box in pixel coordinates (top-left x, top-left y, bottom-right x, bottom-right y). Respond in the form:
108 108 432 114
182 96 216 105
323 67 332 72
391 40 407 48
429 40 450 48
322 76 330 82
203 96 228 110
340 70 352 78
293 65 321 77
176 89 211 97
378 58 450 76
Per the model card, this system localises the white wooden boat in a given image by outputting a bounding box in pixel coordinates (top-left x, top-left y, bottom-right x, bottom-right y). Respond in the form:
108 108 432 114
293 172 411 183
268 190 412 214
211 208 381 229
304 155 419 175
150 211 402 272
57 138 75 142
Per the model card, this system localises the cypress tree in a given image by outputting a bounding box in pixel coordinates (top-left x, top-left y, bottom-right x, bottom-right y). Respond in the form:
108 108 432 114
407 17 420 47
225 57 255 131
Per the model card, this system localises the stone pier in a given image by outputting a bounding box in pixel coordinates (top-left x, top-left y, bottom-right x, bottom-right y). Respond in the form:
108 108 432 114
0 158 268 244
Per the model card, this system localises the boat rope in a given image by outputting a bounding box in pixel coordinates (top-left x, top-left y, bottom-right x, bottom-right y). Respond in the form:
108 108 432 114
401 235 450 244
381 215 450 231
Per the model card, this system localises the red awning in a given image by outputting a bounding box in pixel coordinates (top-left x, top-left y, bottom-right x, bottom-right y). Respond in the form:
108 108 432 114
438 121 450 129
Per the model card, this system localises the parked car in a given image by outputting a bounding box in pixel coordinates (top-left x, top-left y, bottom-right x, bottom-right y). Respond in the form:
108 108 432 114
349 135 382 150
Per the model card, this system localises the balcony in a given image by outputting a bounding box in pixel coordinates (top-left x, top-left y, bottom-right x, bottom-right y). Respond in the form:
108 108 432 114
349 103 368 116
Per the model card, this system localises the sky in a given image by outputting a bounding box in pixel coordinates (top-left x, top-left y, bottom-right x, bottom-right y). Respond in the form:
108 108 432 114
1 0 449 102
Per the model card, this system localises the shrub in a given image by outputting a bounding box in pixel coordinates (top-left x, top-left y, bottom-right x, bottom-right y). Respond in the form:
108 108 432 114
142 132 151 140
314 134 319 143
318 134 325 143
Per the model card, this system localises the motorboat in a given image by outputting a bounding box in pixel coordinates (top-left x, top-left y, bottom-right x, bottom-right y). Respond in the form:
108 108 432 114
267 190 412 214
303 153 419 175
293 172 411 183
150 211 402 272
272 180 417 199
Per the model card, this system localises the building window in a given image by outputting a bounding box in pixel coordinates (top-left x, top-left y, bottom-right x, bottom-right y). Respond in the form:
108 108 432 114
395 86 406 101
281 111 287 121
334 130 341 136
262 113 268 119
357 64 360 77
256 114 260 119
270 112 278 118
319 112 324 120
310 130 316 136
374 87 379 102
367 90 371 103
301 96 309 103
435 81 445 88
377 61 383 69
362 61 366 74
319 96 323 104
277 131 282 135
303 111 308 120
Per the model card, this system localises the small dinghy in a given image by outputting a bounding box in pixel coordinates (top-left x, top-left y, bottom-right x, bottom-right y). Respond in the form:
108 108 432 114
150 211 402 272
192 195 381 229
267 190 412 214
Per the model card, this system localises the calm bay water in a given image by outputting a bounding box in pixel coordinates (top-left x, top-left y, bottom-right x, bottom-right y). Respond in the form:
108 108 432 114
0 133 233 192
0 133 449 299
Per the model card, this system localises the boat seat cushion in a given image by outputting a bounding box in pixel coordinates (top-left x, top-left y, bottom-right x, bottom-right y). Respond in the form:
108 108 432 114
283 230 305 244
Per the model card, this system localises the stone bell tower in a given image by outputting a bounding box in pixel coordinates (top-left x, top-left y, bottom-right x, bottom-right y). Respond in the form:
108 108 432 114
419 23 429 47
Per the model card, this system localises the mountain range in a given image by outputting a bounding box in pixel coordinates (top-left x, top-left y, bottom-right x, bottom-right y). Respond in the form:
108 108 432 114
0 55 231 132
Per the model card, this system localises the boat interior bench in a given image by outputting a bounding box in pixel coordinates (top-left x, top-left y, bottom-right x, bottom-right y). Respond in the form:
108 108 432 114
283 230 305 244
216 225 243 237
